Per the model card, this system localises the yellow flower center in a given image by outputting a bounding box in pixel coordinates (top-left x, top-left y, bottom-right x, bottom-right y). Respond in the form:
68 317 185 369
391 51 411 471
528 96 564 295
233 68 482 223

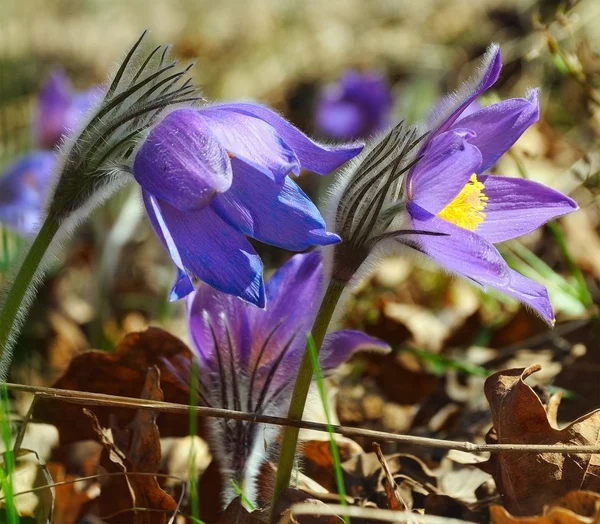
437 174 488 231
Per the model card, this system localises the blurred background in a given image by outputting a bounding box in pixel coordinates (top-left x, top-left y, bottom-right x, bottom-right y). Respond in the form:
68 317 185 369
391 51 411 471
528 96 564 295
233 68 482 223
1 0 600 473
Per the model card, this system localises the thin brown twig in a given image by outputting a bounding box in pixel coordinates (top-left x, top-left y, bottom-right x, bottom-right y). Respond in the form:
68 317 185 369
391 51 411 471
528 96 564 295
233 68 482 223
288 504 480 524
0 470 183 502
4 382 600 454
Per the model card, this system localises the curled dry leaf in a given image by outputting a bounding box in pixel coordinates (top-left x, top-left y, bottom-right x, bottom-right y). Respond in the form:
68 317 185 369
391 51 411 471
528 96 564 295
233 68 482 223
482 365 600 516
86 366 178 524
301 438 363 493
490 491 600 524
35 327 195 444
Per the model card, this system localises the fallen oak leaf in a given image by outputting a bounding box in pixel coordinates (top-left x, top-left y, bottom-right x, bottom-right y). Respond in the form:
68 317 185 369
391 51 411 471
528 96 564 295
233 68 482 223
490 490 600 524
35 327 196 444
85 366 178 524
482 365 600 516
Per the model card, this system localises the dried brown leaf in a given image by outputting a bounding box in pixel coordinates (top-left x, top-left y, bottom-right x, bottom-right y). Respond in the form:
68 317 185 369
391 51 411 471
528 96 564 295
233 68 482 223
482 365 600 516
35 327 195 444
490 491 600 524
86 367 178 524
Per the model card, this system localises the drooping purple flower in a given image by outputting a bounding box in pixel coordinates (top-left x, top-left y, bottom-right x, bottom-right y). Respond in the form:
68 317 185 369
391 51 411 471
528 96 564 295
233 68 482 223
0 152 56 235
134 103 363 307
316 70 393 140
32 68 99 149
161 250 388 506
328 45 577 325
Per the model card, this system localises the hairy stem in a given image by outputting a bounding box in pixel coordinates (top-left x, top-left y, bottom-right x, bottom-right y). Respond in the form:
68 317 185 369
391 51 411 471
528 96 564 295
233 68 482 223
0 215 60 378
270 278 346 520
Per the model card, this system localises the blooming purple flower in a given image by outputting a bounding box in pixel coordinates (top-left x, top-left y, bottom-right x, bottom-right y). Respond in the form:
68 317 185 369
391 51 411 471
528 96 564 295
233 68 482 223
0 152 56 235
316 70 393 140
32 68 99 149
329 45 577 325
134 103 363 306
162 250 388 506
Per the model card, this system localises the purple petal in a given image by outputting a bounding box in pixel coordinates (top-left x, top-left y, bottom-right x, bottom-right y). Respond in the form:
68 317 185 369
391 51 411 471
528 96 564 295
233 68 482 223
134 109 232 212
32 69 72 148
475 175 578 243
142 191 194 299
187 283 253 369
0 151 56 235
503 268 554 325
207 102 364 175
408 202 510 287
320 330 390 373
427 44 502 138
408 129 482 214
454 90 539 172
142 191 265 306
199 106 300 182
251 251 324 367
212 156 340 250
408 202 553 323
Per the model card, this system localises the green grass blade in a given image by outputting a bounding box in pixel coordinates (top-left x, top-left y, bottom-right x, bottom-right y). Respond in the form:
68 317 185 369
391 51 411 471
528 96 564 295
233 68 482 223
306 333 350 524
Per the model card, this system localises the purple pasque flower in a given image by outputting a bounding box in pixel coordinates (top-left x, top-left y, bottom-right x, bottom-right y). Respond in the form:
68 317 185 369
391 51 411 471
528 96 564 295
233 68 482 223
134 103 363 307
316 70 393 140
329 44 577 325
162 250 388 506
32 68 99 149
0 152 56 235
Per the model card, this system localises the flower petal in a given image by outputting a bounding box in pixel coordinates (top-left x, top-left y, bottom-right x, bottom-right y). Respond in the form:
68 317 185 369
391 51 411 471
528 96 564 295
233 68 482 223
454 90 539 171
408 201 510 287
134 109 232 212
320 330 390 373
0 151 56 235
212 156 340 250
475 175 578 243
208 102 364 174
199 106 300 182
251 251 324 367
503 268 554 325
142 191 194 300
142 191 265 306
408 202 553 323
408 129 482 214
427 44 502 138
187 283 253 369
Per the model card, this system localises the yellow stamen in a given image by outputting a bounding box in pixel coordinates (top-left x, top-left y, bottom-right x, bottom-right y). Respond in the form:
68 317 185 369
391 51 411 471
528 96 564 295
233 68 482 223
438 174 488 231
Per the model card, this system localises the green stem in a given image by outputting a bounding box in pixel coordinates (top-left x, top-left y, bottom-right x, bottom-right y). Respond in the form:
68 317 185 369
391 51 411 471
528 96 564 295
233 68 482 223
0 215 60 377
270 278 346 520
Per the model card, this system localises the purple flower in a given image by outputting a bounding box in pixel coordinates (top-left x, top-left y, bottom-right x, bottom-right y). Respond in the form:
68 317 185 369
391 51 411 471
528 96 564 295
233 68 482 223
162 250 388 506
0 152 56 235
32 68 99 149
330 45 577 325
134 103 363 306
316 70 393 140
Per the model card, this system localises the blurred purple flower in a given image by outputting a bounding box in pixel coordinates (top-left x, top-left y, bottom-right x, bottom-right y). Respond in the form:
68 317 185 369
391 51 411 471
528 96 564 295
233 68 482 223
134 103 363 306
162 250 388 506
316 70 393 140
32 68 99 149
330 45 577 325
0 152 56 235
0 69 98 236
